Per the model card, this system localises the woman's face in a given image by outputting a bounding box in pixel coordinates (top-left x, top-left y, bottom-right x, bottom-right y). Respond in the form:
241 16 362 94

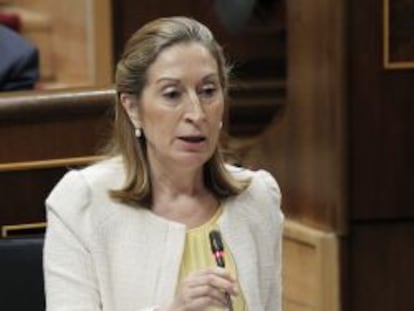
123 42 224 171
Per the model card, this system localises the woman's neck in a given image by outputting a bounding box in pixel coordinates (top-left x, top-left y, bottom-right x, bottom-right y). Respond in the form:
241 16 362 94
148 158 219 228
150 161 205 198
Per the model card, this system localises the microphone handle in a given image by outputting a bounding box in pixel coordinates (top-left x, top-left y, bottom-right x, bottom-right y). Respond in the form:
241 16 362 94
214 254 225 267
210 230 233 310
214 253 233 310
225 293 234 311
218 258 225 267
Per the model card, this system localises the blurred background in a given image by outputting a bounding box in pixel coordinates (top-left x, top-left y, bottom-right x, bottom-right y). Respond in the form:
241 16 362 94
0 0 413 310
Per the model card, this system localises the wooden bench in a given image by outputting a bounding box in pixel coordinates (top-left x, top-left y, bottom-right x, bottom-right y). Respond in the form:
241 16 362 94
0 87 115 236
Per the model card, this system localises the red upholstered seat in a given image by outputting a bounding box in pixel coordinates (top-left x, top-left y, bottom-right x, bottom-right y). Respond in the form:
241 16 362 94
0 12 21 32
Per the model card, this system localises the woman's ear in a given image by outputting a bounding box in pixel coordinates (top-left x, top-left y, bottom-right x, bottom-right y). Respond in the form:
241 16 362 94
120 93 141 128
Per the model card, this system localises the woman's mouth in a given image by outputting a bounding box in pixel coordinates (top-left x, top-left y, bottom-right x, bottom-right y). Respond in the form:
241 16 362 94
178 135 206 143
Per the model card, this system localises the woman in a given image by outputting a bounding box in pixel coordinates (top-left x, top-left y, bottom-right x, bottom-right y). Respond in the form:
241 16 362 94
44 16 283 311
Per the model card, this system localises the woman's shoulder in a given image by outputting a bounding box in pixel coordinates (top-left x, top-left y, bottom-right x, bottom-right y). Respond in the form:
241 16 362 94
45 157 124 215
45 157 127 242
226 164 281 196
226 164 283 224
53 156 122 189
80 156 125 187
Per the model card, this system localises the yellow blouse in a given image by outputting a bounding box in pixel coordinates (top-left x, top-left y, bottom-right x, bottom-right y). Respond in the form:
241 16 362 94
178 207 246 310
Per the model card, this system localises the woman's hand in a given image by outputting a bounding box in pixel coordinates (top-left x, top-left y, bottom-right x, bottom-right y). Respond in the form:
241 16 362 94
165 267 238 311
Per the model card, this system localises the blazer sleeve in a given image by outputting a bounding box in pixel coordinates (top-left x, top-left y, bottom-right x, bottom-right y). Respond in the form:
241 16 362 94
43 170 163 311
44 170 102 310
44 170 161 311
260 171 284 311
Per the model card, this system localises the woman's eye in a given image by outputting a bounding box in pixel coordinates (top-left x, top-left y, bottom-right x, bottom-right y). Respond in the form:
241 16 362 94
163 89 181 100
199 86 217 98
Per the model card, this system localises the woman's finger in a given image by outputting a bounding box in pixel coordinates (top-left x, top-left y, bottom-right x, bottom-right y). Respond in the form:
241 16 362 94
185 267 238 295
171 267 239 310
187 283 228 305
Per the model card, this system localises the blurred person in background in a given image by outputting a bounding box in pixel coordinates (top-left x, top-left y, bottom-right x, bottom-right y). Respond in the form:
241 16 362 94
0 24 39 91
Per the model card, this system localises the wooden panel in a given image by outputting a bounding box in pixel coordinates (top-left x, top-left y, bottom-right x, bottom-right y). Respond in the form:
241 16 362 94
349 0 414 220
0 88 114 230
9 0 113 87
49 0 89 83
242 0 347 233
283 220 340 311
0 157 101 231
0 88 114 162
111 0 285 79
112 0 193 56
228 79 286 137
92 0 113 86
0 165 65 228
349 222 414 311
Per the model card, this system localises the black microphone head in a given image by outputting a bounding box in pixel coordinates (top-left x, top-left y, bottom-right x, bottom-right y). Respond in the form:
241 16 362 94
209 230 224 253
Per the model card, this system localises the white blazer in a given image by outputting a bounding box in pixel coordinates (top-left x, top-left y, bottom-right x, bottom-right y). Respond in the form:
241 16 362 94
44 158 283 311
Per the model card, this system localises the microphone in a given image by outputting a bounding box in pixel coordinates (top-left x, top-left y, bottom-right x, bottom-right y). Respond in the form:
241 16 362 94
209 230 234 311
209 230 225 267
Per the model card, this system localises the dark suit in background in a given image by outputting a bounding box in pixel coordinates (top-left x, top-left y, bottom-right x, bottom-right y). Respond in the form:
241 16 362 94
0 25 39 91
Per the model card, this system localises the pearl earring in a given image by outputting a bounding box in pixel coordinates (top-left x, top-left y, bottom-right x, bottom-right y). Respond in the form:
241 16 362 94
135 128 142 138
219 121 223 129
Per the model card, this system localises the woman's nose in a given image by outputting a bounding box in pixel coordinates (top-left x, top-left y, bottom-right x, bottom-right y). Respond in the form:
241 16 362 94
185 92 206 123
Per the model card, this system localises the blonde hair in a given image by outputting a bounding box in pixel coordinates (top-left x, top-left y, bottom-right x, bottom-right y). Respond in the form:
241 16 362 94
107 16 250 208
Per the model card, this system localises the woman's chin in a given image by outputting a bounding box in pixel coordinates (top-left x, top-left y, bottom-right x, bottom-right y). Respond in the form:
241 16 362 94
173 151 212 168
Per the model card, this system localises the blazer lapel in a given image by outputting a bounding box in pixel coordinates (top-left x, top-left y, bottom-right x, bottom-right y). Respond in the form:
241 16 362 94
218 198 263 311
